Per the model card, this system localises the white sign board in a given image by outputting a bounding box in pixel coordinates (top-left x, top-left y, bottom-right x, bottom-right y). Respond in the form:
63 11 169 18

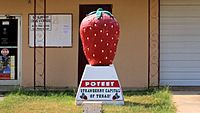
29 14 72 47
76 65 124 105
79 81 122 100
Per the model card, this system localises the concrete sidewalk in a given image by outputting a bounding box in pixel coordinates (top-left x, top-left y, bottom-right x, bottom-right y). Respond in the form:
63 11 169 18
173 91 200 113
0 94 4 101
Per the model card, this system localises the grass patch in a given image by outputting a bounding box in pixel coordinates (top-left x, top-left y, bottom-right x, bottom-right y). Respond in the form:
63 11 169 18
0 88 176 113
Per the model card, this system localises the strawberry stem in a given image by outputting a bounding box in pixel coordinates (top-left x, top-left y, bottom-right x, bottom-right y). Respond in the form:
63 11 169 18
88 8 113 19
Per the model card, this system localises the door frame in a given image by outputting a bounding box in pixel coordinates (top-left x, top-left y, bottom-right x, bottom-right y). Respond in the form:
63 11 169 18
0 15 22 85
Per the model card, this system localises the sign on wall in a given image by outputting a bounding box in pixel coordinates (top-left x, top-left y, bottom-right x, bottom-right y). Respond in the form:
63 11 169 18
0 48 17 80
29 14 72 47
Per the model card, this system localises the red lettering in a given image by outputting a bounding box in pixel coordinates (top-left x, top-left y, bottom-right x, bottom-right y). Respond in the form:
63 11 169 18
81 80 119 87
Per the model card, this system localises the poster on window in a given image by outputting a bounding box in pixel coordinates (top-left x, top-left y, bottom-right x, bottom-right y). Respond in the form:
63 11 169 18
0 48 17 80
29 14 72 47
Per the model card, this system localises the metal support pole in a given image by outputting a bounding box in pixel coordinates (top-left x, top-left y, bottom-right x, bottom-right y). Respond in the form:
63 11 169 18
44 0 47 90
158 0 161 88
148 0 151 89
33 0 37 90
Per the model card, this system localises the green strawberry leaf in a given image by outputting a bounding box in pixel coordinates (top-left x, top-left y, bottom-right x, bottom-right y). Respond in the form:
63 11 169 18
88 8 114 19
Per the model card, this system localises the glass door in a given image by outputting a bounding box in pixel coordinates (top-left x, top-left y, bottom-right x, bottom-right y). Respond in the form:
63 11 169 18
0 16 21 85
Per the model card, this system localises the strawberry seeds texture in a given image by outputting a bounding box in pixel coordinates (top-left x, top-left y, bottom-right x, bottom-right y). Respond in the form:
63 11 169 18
80 8 120 66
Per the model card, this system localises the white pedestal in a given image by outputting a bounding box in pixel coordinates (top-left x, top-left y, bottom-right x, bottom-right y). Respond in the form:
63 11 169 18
76 64 124 105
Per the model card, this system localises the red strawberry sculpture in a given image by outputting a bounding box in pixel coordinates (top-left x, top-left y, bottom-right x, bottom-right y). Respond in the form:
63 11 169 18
80 8 120 66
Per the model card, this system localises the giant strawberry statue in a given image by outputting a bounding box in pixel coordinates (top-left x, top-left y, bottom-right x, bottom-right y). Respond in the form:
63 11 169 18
80 8 120 66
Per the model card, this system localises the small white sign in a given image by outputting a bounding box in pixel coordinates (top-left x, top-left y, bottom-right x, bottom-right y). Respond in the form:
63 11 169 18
2 21 9 25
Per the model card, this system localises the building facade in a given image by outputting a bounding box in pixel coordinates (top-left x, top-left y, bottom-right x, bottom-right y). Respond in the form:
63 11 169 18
0 0 198 89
